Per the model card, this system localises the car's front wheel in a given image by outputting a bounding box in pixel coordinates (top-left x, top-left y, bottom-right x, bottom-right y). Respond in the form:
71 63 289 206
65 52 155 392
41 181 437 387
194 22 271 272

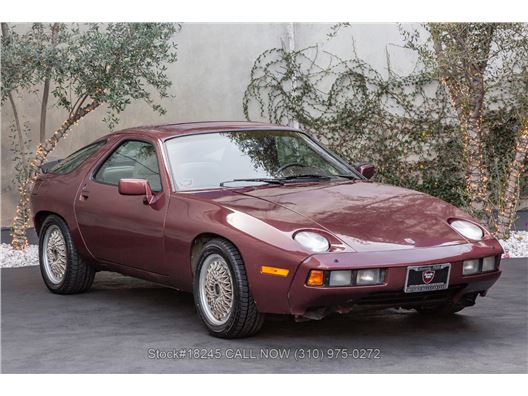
193 238 264 338
39 215 95 294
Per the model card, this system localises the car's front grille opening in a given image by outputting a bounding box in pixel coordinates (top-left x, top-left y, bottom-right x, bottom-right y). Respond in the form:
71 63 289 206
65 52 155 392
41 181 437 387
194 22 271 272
351 284 467 306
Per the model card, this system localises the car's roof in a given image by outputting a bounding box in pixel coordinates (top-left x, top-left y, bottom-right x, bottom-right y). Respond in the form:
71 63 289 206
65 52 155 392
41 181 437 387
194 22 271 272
105 121 300 140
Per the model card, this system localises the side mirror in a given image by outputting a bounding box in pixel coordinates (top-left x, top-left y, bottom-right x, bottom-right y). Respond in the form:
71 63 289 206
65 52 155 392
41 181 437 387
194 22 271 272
355 163 375 180
39 159 62 174
118 178 155 204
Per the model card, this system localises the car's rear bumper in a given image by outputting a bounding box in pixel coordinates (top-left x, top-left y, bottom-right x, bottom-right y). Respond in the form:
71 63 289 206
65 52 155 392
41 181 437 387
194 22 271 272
287 239 503 317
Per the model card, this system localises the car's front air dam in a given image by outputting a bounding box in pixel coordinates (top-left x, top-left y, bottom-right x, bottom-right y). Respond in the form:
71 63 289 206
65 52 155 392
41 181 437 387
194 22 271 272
288 239 503 318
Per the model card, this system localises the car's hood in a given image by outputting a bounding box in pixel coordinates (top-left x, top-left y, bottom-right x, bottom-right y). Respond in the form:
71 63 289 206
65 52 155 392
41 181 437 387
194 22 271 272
237 181 470 252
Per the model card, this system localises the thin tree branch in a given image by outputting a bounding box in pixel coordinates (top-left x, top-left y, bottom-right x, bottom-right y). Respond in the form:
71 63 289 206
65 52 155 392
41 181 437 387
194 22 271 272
39 23 60 144
69 92 89 118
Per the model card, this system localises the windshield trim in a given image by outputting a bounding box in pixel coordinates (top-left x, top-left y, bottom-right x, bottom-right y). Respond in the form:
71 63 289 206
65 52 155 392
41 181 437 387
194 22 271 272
162 129 362 192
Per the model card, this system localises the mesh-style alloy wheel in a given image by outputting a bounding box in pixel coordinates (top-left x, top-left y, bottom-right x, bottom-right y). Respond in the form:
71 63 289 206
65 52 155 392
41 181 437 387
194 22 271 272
39 215 95 294
194 238 264 338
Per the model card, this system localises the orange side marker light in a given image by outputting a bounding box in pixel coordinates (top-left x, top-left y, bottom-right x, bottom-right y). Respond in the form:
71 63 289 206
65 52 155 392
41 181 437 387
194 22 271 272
261 266 290 277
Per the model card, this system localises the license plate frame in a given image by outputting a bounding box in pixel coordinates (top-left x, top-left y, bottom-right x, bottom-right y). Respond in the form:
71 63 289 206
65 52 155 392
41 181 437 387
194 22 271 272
404 263 451 293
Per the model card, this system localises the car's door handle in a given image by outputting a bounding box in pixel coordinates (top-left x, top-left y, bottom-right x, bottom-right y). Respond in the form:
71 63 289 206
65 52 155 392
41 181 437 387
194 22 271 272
80 186 90 199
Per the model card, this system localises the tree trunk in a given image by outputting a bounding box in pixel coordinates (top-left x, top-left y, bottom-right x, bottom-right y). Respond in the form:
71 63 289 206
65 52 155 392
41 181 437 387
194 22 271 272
39 23 60 144
429 24 493 222
10 101 100 250
464 75 489 219
7 92 27 175
40 79 51 144
463 115 487 214
495 120 528 239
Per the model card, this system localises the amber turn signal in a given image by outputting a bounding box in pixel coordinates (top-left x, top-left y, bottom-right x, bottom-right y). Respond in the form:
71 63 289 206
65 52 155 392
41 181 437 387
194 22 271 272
307 270 324 286
261 266 290 277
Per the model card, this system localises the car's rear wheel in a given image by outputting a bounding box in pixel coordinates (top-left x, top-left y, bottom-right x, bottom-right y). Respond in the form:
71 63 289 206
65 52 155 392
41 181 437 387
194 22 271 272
39 215 95 294
193 238 264 338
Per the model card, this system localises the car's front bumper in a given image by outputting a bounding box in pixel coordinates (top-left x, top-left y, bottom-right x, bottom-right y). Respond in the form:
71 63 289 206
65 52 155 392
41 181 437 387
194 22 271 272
288 239 503 318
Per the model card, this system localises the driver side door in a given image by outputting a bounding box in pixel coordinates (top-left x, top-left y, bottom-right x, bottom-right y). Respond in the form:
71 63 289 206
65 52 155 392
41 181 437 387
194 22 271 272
75 138 169 275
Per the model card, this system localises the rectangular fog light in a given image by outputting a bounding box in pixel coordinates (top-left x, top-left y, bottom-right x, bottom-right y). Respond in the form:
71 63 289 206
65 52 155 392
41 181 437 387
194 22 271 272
356 268 383 285
482 256 496 272
329 270 352 286
463 259 480 275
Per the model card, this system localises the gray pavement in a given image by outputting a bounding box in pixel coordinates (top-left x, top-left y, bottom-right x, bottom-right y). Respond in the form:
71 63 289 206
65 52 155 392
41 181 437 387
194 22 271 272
1 258 527 373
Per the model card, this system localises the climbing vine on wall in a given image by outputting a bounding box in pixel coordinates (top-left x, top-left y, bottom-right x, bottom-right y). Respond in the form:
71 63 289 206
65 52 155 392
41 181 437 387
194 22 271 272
243 45 467 206
243 24 527 237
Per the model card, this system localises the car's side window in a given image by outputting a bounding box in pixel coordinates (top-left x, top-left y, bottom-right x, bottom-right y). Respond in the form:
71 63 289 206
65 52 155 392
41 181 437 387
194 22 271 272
50 140 106 175
94 140 162 192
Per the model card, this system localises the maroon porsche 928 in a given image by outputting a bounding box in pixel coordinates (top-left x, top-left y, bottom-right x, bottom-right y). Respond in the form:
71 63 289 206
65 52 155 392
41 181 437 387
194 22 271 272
31 121 503 338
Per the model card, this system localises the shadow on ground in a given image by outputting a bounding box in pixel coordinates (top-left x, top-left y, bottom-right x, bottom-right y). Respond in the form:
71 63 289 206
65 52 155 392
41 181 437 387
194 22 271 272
1 259 527 373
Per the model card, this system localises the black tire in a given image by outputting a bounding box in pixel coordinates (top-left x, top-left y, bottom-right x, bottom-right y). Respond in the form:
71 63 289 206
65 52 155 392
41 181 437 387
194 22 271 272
39 215 95 294
193 238 264 338
415 302 466 316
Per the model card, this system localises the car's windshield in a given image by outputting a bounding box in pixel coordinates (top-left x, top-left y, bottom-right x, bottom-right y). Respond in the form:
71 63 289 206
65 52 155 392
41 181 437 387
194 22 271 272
164 130 357 190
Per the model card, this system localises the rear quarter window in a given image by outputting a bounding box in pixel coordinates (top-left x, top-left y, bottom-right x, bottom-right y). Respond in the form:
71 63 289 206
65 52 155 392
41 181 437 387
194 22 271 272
50 140 106 175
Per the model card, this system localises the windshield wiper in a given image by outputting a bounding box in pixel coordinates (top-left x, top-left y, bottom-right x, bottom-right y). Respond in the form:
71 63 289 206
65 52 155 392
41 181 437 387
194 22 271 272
220 178 285 187
279 174 332 181
219 174 339 187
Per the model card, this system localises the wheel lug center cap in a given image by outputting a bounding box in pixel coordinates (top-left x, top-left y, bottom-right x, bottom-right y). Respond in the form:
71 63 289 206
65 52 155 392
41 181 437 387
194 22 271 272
214 283 221 296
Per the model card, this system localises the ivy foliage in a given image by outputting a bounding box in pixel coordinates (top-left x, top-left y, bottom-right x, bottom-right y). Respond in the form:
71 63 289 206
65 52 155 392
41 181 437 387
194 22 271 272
243 25 527 211
243 45 466 206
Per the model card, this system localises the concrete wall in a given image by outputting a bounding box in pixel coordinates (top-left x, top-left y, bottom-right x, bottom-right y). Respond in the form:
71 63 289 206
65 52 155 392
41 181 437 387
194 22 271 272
1 23 415 225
